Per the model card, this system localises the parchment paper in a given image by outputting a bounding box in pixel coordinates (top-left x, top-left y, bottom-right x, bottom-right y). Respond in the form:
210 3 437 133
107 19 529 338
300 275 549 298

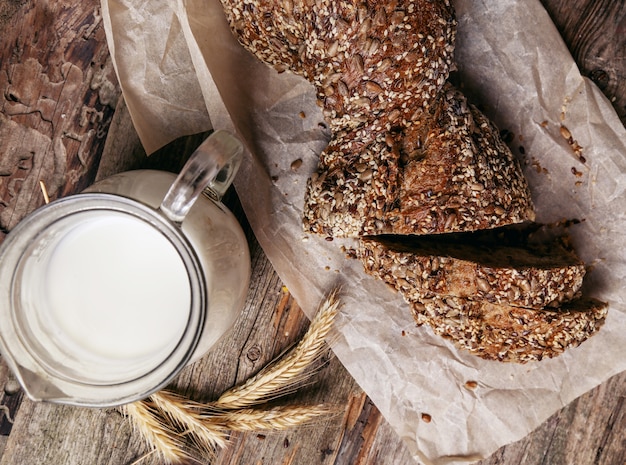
101 1 626 463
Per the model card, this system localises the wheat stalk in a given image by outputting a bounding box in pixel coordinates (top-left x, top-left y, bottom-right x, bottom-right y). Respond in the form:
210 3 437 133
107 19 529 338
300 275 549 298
217 405 336 431
39 180 50 204
124 289 341 465
215 288 341 409
122 401 190 464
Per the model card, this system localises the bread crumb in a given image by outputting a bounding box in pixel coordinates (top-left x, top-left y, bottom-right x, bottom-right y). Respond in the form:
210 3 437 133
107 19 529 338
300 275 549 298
464 380 478 390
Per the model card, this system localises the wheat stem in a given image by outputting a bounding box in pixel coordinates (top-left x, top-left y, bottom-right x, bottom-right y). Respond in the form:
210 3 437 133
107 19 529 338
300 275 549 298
217 405 336 431
215 289 341 409
125 289 341 463
128 449 157 465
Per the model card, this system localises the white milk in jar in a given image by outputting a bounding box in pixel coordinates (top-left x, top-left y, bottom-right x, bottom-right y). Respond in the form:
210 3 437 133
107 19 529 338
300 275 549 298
43 212 191 364
15 208 200 387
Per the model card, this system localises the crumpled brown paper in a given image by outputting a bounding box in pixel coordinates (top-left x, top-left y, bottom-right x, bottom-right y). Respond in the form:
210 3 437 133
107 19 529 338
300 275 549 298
101 0 626 463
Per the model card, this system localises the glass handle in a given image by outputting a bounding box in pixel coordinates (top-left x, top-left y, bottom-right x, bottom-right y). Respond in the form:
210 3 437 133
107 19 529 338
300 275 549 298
160 130 244 223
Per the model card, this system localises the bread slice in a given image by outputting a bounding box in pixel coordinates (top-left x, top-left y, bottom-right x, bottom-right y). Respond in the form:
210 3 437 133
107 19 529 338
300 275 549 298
358 230 586 309
358 229 607 363
303 84 535 237
410 296 607 363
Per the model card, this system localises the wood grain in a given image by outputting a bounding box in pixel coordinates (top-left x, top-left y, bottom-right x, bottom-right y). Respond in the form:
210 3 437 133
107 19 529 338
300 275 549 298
0 0 119 232
0 1 625 465
540 0 626 126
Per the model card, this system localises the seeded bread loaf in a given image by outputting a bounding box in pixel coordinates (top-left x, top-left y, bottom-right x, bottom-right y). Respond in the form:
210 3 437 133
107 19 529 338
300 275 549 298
303 84 535 237
219 0 535 237
358 229 608 362
219 0 607 362
358 231 586 309
410 296 607 363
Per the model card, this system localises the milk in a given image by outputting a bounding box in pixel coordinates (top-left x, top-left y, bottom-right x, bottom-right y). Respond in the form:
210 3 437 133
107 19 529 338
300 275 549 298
42 212 192 364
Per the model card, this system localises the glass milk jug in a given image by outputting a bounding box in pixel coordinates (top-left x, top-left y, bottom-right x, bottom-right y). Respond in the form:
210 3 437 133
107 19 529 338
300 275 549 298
0 130 251 407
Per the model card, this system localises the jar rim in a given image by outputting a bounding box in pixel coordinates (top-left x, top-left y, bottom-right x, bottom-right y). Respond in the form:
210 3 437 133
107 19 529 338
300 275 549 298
0 193 207 407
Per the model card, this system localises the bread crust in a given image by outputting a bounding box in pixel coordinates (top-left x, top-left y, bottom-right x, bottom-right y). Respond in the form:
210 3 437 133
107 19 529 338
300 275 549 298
411 297 607 363
220 0 457 131
219 0 534 237
358 230 609 362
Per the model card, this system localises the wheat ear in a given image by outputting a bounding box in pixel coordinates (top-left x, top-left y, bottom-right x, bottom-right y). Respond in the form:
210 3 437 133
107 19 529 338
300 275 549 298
122 401 190 464
214 289 341 409
150 391 229 456
217 405 336 431
124 289 341 464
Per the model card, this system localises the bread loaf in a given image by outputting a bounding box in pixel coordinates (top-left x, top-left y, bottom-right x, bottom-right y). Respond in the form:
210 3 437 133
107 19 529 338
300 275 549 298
219 0 607 362
219 0 534 237
220 0 457 131
303 83 535 237
357 228 608 362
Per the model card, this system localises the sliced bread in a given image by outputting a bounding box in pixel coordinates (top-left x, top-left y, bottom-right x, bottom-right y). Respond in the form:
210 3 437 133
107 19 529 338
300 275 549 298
410 296 607 363
358 230 586 309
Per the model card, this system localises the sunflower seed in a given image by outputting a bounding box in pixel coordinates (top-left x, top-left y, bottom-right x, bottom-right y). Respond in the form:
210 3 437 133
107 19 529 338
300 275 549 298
365 80 383 94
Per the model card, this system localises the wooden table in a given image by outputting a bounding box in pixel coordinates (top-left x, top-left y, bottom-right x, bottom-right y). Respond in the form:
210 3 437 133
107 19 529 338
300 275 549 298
0 1 624 464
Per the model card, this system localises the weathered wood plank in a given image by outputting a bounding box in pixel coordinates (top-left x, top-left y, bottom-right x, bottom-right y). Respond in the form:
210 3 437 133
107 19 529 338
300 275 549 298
540 0 626 126
0 0 120 456
0 401 139 465
0 0 119 233
476 371 626 465
0 360 21 459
